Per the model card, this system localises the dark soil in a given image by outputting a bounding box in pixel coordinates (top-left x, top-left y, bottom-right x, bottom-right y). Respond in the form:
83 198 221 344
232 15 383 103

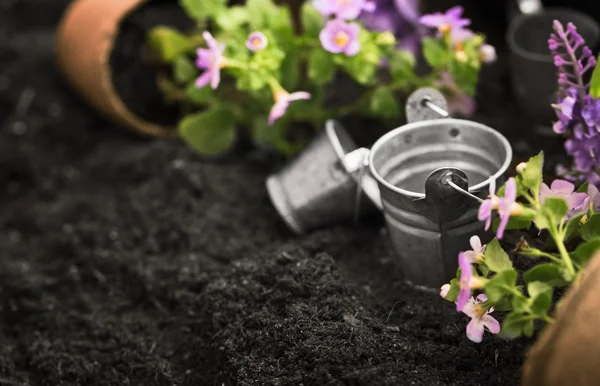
0 0 578 385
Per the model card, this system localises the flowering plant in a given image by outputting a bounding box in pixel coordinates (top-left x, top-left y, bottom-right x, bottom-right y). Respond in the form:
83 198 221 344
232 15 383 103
440 152 600 343
146 0 494 156
550 20 600 186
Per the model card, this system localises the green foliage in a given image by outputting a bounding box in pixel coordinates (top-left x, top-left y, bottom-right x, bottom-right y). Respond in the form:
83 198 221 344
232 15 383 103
147 26 192 63
484 269 517 303
589 56 600 98
370 87 400 120
173 55 197 84
178 105 237 155
308 49 335 85
581 213 600 241
524 263 567 286
535 197 569 230
150 1 490 158
483 239 513 273
180 0 227 22
520 152 544 191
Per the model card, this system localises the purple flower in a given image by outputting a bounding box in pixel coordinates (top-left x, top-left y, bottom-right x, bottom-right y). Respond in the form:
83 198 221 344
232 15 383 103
319 19 361 56
313 0 375 20
195 32 226 89
462 294 501 343
360 0 424 55
539 179 589 219
419 6 473 42
464 235 486 263
497 178 520 239
246 32 268 51
583 184 600 212
268 89 311 126
564 132 600 173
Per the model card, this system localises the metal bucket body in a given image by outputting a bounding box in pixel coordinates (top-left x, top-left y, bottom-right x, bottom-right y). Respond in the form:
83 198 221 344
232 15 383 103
267 120 377 234
369 119 512 288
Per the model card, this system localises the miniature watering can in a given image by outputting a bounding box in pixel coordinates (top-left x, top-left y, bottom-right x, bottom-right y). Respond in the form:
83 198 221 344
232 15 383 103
267 88 513 289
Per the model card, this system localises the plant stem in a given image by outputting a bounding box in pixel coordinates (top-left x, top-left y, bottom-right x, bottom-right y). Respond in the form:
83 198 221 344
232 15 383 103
550 226 576 279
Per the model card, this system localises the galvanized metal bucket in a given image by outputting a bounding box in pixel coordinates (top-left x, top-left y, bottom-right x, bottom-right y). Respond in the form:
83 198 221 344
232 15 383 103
266 120 381 234
356 118 512 288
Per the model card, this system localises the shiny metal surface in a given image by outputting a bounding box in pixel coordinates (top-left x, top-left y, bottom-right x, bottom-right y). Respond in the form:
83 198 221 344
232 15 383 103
266 120 378 234
405 87 448 123
366 118 512 288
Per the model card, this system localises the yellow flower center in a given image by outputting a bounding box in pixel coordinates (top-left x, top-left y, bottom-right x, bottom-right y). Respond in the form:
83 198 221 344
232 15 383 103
439 23 451 34
334 31 350 47
251 38 262 47
473 304 487 318
510 202 524 215
273 88 288 103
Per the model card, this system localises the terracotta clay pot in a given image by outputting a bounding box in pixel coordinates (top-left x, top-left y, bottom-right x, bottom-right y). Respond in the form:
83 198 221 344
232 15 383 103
55 0 174 137
522 250 600 386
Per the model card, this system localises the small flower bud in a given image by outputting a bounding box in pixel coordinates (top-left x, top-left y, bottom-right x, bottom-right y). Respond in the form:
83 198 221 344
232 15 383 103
479 44 496 63
375 31 396 46
516 162 527 173
581 214 588 224
455 50 468 63
440 283 450 299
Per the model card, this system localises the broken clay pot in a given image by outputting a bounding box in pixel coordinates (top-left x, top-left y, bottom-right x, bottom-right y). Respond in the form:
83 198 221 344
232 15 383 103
522 250 600 386
55 0 174 137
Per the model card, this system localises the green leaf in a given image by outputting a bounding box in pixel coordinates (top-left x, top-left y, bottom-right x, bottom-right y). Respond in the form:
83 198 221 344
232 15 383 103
280 54 300 90
173 55 197 84
422 37 448 67
448 60 478 97
492 215 532 232
492 297 513 312
389 50 416 81
577 182 590 193
374 31 396 46
500 312 531 339
483 239 513 273
485 269 518 303
246 0 282 30
524 263 566 286
572 239 600 266
564 214 585 242
301 2 323 37
521 152 544 190
582 213 600 241
184 83 214 104
214 6 247 30
178 105 237 155
308 49 335 85
444 278 460 302
179 0 227 22
535 197 568 230
369 87 400 120
511 294 528 311
589 56 600 98
147 26 191 63
528 281 553 315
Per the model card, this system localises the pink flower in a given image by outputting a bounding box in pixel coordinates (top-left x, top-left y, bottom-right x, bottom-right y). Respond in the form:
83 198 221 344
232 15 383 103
195 31 226 89
478 178 500 231
497 178 520 239
313 0 375 20
419 6 473 42
440 283 450 299
268 89 311 126
464 235 486 263
462 294 500 343
583 184 600 212
457 252 473 311
246 31 268 51
319 19 361 56
539 180 589 219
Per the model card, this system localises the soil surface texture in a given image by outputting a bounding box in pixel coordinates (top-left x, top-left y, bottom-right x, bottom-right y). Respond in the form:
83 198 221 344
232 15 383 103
0 0 572 385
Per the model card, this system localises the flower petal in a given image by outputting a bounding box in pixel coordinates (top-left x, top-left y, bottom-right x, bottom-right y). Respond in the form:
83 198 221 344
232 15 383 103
210 68 221 89
496 212 510 239
195 71 212 88
419 13 445 27
287 91 312 101
504 178 517 202
466 318 485 343
469 235 482 251
482 314 501 334
344 40 361 56
268 101 288 126
203 31 218 50
550 179 575 194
